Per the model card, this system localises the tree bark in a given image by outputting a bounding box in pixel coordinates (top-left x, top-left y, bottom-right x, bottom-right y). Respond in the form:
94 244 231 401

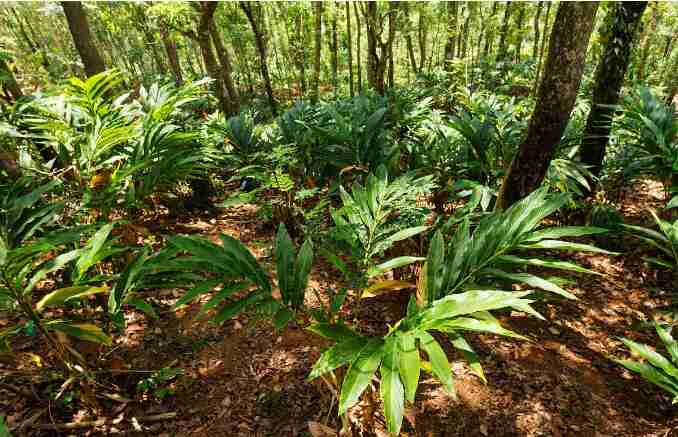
403 2 418 76
514 3 526 63
636 2 659 82
444 1 459 68
580 2 648 180
496 2 599 209
61 1 106 77
533 1 552 96
293 9 307 95
312 1 323 103
346 2 354 97
362 1 395 95
496 1 513 63
417 4 427 71
532 2 544 60
161 28 183 85
330 4 339 92
665 42 678 105
387 1 396 88
240 2 277 116
482 2 499 59
210 23 240 113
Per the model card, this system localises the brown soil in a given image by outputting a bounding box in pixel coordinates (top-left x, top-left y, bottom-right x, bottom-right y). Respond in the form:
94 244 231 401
3 180 678 437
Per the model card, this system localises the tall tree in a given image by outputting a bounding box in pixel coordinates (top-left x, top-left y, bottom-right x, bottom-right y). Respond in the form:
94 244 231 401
291 7 307 95
387 1 396 88
482 2 499 58
496 2 599 209
61 1 106 77
496 1 513 63
513 3 526 62
581 2 648 180
444 1 459 68
402 2 418 76
636 2 659 82
240 2 277 116
533 1 552 96
354 2 362 93
210 23 240 113
532 2 544 60
160 27 183 85
312 1 322 103
417 4 427 71
362 1 396 94
329 4 339 91
346 2 354 97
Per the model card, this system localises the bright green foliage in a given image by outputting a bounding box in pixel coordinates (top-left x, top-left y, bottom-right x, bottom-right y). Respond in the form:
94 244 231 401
624 211 678 271
167 224 313 328
615 323 678 403
421 188 612 303
308 289 541 435
329 165 433 282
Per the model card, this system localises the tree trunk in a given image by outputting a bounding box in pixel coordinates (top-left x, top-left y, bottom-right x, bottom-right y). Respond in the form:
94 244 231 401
195 2 232 115
482 2 499 59
460 4 472 59
312 1 323 103
0 58 23 101
496 2 599 209
387 1 396 88
346 1 354 97
10 7 53 78
514 3 526 63
496 1 513 63
330 4 338 92
533 1 552 96
61 1 105 77
444 1 459 68
210 23 240 114
580 2 648 180
362 1 395 95
403 2 418 75
161 28 183 85
665 42 678 105
417 4 427 71
240 2 277 116
636 2 659 82
293 9 307 95
532 2 544 60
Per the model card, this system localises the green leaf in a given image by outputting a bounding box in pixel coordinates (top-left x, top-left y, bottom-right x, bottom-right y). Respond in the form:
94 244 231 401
338 338 384 414
293 238 314 308
380 337 405 435
273 307 295 330
36 285 108 312
387 225 429 244
449 333 486 383
417 331 455 398
497 255 601 275
520 239 617 255
398 333 420 403
276 224 295 304
522 226 609 242
173 278 222 308
126 298 158 319
46 322 112 346
368 256 425 278
481 268 576 299
308 335 370 380
307 323 361 341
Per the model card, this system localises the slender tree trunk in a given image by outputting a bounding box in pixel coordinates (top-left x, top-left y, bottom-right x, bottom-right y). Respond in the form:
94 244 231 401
533 1 552 96
161 28 183 85
417 4 427 71
403 2 418 75
636 2 659 82
532 2 544 60
444 1 459 68
482 2 499 59
10 7 52 77
581 2 648 180
330 4 338 92
665 43 678 105
496 1 513 63
496 2 599 209
240 2 277 116
210 23 240 114
195 2 232 115
514 3 526 63
346 2 354 97
312 1 323 103
293 10 307 95
61 1 106 77
387 1 396 88
461 4 472 59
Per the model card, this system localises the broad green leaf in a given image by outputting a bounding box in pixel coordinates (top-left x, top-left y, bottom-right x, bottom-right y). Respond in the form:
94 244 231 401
380 337 405 435
523 226 609 242
308 335 370 380
368 256 425 278
173 278 222 308
497 255 601 275
449 333 486 383
521 239 617 255
276 224 295 304
387 226 429 244
293 238 314 308
308 323 361 341
47 322 112 346
338 338 384 414
398 333 420 403
36 285 108 312
481 268 576 299
417 331 455 398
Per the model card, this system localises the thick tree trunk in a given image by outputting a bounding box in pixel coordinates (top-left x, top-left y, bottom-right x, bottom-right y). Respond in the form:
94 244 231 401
61 1 106 77
417 4 427 71
161 29 183 85
240 2 277 116
312 1 323 103
444 1 459 68
533 1 552 96
195 2 232 115
496 1 513 63
496 2 599 209
346 2 354 97
362 1 395 95
403 2 418 76
532 2 544 60
460 5 472 59
210 23 240 114
581 2 648 180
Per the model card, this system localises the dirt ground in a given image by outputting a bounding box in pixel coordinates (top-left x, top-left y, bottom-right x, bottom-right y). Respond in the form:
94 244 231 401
3 180 678 436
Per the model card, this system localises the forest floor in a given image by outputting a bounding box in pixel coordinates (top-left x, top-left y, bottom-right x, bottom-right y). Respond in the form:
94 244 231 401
4 180 678 436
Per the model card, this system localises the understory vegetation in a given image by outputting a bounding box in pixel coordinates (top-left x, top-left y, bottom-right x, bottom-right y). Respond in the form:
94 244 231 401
1 1 678 436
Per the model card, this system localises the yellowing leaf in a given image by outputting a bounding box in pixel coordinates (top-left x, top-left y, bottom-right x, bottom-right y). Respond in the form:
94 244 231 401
362 280 414 298
36 286 109 312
